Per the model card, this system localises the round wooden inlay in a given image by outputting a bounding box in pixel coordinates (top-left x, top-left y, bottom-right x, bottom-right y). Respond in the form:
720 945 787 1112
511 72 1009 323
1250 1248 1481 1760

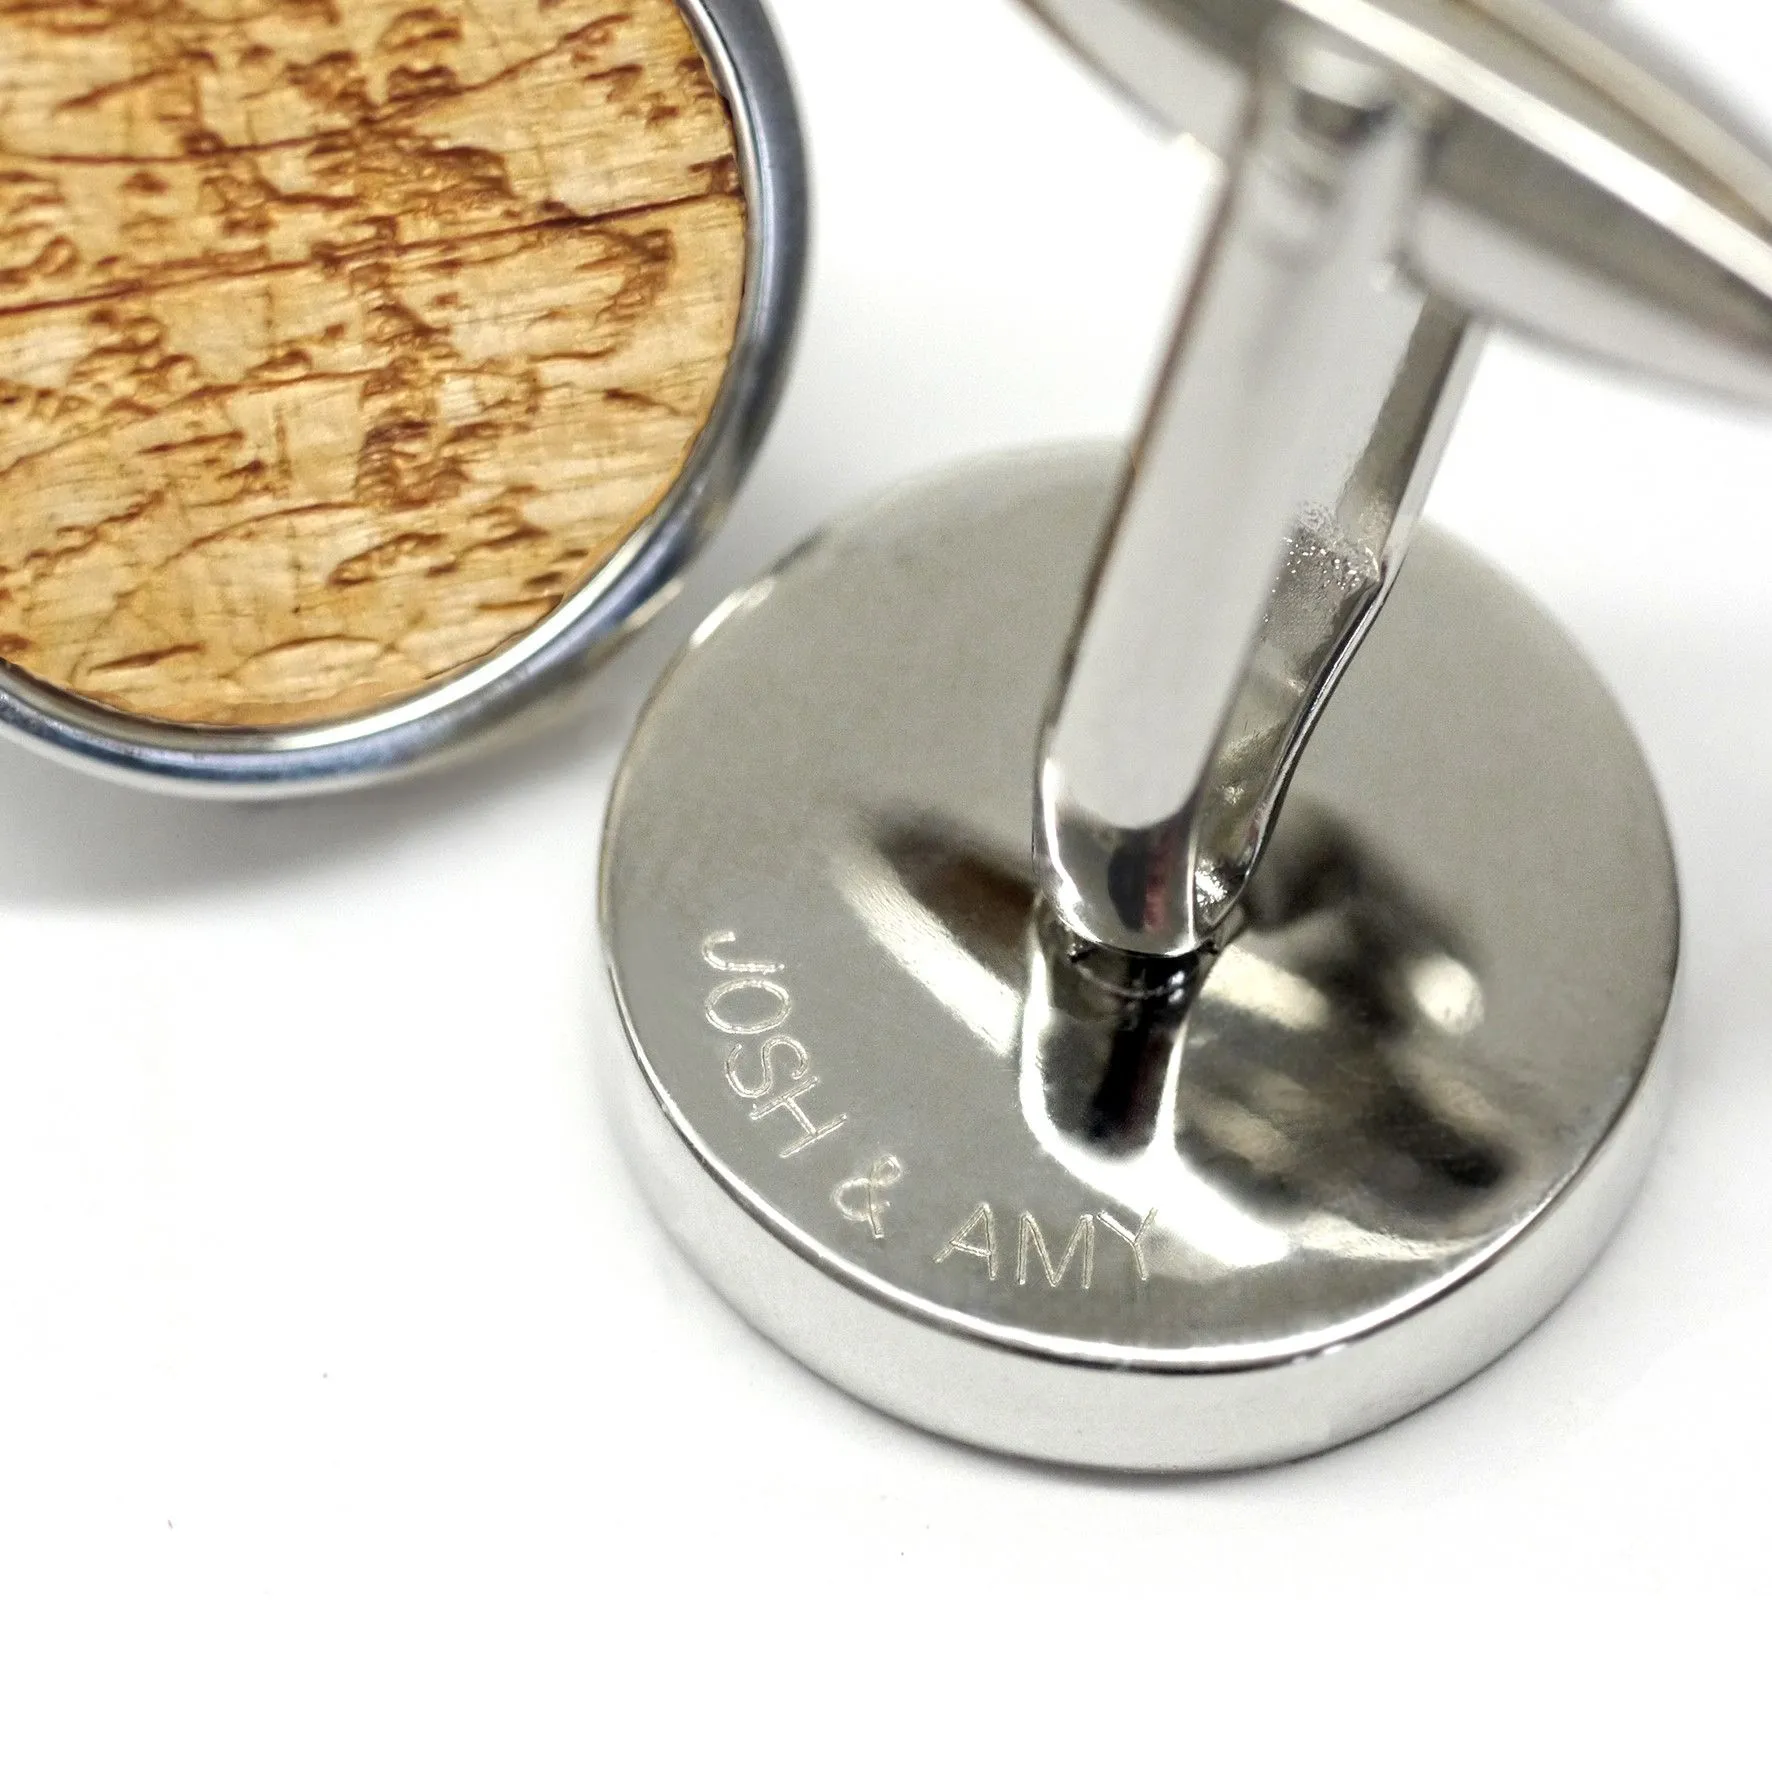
0 0 748 727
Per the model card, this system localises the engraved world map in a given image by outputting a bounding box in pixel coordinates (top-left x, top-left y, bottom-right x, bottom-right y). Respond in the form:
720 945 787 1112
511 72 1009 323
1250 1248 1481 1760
0 0 747 725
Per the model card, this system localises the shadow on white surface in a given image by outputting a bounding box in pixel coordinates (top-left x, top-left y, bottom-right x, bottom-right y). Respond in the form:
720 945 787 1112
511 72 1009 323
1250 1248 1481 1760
0 713 612 909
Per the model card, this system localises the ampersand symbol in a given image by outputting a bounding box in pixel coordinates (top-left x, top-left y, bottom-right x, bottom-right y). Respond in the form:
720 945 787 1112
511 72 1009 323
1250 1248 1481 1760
831 1155 905 1242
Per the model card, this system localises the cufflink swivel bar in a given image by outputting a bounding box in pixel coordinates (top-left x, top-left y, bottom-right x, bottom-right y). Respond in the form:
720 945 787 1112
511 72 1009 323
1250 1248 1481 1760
1042 27 1470 958
1035 0 1772 961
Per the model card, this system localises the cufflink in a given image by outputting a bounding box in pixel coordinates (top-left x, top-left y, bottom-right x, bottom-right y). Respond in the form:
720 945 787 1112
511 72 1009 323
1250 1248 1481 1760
599 0 1770 1468
0 0 802 791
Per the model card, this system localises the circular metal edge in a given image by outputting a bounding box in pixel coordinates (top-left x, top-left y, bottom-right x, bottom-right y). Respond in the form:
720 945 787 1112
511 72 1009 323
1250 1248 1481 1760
596 910 1675 1473
0 0 808 797
592 451 1682 1472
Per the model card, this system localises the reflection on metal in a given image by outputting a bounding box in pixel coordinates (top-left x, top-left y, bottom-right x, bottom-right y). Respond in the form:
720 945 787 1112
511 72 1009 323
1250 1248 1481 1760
1409 953 1486 1036
853 805 1521 1281
1021 935 1297 1273
1212 948 1335 1036
833 841 1020 1060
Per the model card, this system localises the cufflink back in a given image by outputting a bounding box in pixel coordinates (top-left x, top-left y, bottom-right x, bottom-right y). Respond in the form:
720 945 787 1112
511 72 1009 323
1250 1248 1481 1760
0 0 802 791
601 0 1770 1468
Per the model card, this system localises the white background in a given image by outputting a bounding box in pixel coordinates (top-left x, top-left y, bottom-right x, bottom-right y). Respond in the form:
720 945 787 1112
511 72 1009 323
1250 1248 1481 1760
3 0 1772 1764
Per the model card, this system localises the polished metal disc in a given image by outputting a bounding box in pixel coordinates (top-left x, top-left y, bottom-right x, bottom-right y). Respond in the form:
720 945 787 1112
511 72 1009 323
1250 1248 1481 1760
599 447 1678 1470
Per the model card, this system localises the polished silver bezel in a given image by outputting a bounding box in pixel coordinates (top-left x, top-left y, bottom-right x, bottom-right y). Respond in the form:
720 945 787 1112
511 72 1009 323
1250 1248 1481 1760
0 0 806 795
597 448 1680 1471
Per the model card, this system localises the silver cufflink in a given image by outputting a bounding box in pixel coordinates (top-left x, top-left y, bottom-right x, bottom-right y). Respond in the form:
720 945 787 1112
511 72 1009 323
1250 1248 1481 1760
601 0 1772 1468
0 0 802 793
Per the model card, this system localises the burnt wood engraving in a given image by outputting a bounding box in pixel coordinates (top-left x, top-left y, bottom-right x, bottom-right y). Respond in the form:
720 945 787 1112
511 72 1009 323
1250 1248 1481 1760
0 0 747 726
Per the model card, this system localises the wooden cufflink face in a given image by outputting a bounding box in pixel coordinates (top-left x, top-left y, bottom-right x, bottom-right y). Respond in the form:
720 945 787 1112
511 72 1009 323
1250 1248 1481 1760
0 0 801 788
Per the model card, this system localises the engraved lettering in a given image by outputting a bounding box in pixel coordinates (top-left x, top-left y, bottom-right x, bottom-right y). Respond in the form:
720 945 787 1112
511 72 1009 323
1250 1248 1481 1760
833 1156 904 1241
1097 1208 1161 1283
935 1203 1000 1280
702 932 851 1161
1017 1211 1096 1290
701 933 785 976
724 1035 811 1102
705 977 794 1037
750 1076 849 1157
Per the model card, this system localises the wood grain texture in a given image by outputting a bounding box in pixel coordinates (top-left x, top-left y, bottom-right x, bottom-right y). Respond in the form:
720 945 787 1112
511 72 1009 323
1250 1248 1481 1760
0 0 747 727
